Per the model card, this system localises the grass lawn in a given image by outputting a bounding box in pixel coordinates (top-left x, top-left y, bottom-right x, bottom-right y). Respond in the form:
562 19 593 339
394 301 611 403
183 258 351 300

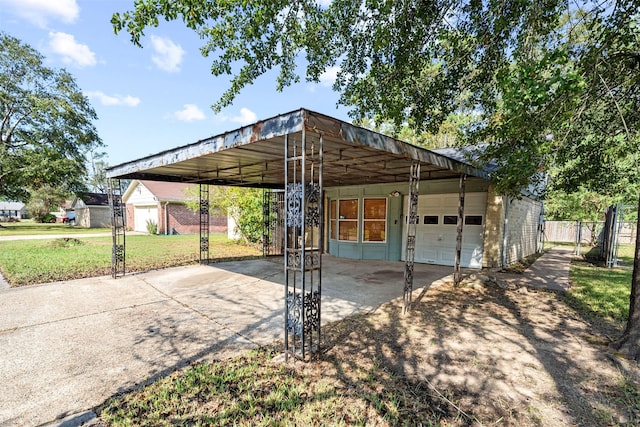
0 233 260 286
565 243 635 327
99 346 387 426
0 220 111 236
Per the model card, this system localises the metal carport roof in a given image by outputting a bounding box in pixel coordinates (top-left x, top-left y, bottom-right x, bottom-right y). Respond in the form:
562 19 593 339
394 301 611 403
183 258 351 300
106 109 487 185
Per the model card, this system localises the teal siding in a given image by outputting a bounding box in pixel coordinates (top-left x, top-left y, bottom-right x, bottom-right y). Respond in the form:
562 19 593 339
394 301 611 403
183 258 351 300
387 195 403 260
325 178 490 262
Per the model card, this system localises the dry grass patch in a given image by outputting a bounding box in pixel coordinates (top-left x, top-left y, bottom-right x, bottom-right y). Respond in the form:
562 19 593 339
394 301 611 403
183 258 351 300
98 280 640 426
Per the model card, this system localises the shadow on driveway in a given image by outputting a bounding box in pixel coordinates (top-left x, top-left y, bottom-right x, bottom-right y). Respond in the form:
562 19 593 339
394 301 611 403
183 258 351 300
0 256 451 426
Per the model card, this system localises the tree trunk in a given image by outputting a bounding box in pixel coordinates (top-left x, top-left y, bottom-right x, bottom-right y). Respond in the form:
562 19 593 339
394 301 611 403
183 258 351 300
611 194 640 360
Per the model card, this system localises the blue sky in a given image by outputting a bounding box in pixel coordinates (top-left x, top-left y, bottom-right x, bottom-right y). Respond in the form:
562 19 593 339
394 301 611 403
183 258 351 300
0 0 350 167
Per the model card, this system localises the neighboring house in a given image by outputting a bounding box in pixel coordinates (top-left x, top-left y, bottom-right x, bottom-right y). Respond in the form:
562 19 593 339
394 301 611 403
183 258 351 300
122 180 227 234
0 201 28 221
72 193 111 228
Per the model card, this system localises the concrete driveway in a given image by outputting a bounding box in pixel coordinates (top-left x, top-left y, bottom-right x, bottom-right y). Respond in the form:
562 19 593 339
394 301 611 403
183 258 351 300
0 256 452 426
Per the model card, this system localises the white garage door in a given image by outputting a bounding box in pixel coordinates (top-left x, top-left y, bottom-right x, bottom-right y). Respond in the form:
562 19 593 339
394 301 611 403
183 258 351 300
134 206 158 233
402 193 486 268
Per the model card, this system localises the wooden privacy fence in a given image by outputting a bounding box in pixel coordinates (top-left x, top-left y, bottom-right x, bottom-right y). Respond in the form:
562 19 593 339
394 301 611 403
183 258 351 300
544 221 637 245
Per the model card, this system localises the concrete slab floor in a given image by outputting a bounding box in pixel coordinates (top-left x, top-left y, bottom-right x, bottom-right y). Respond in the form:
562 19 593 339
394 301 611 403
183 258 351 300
0 255 453 426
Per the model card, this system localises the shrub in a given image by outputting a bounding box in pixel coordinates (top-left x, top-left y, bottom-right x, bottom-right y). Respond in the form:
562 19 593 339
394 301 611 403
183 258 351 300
40 213 57 223
146 219 158 235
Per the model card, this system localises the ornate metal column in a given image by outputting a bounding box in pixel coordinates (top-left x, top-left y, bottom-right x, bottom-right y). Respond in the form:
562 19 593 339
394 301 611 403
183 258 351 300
284 131 323 360
403 161 420 314
108 179 126 278
199 184 210 264
454 173 467 286
262 189 285 256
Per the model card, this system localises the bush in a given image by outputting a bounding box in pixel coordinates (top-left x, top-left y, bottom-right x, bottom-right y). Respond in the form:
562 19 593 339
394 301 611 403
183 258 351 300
146 219 158 235
40 213 57 223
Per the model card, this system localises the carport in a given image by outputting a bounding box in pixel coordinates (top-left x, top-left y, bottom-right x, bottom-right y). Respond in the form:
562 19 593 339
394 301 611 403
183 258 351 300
106 109 487 360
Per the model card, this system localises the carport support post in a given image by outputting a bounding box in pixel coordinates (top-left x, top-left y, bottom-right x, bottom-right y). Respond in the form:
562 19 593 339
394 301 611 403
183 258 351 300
199 184 210 264
262 189 285 256
108 179 126 278
454 173 467 286
284 131 323 361
403 161 420 314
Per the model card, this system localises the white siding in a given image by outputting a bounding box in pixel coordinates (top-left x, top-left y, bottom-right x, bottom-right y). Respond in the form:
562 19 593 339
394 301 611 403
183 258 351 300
125 182 157 205
125 182 160 233
505 197 543 264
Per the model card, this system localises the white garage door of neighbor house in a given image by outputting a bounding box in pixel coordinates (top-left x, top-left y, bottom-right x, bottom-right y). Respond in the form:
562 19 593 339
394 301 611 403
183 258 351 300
134 206 158 233
402 193 487 268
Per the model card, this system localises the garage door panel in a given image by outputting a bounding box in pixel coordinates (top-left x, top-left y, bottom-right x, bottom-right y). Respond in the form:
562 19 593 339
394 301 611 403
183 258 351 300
439 249 455 265
418 248 439 264
462 231 484 244
134 206 158 233
403 193 486 268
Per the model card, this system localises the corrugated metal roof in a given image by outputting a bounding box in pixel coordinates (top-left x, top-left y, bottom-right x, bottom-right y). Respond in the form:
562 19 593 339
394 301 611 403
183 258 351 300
107 109 488 187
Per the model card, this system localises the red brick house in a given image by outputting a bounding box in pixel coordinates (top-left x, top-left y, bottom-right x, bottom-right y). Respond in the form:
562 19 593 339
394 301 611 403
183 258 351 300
121 180 227 234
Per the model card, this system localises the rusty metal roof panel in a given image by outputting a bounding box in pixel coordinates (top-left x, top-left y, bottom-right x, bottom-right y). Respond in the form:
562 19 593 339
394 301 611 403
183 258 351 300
107 109 488 186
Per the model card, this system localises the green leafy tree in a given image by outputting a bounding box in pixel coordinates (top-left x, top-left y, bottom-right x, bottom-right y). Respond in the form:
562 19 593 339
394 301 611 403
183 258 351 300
25 185 69 222
0 33 102 201
186 186 263 244
544 188 616 246
545 188 616 222
355 112 474 149
87 150 109 193
112 1 640 358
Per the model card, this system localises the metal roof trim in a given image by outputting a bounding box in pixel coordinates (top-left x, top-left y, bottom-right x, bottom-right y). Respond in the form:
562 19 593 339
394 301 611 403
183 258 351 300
107 109 305 179
107 108 487 181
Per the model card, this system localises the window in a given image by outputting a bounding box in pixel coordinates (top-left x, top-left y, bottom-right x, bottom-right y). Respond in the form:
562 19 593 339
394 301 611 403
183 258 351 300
424 215 438 225
443 215 458 225
338 199 358 241
465 215 483 225
363 198 387 242
330 200 337 239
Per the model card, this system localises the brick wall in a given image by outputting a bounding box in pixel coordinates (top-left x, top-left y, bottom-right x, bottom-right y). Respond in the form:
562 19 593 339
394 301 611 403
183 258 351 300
161 203 227 235
482 185 505 268
481 185 543 268
125 204 134 231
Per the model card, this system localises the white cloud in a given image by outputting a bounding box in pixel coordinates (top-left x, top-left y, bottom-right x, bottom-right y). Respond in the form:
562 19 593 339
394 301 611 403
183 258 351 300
230 108 257 126
150 35 185 73
48 32 96 67
319 66 340 87
174 104 206 122
86 91 140 107
0 0 79 27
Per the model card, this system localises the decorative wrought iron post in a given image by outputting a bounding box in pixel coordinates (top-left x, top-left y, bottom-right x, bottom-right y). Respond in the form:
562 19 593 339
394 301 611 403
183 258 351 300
284 131 323 360
108 179 126 278
199 184 210 264
454 173 467 286
263 189 271 257
403 161 420 314
263 190 285 256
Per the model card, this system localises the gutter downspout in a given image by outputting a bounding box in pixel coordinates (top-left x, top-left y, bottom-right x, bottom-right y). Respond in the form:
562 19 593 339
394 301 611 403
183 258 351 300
163 201 170 235
502 197 510 268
